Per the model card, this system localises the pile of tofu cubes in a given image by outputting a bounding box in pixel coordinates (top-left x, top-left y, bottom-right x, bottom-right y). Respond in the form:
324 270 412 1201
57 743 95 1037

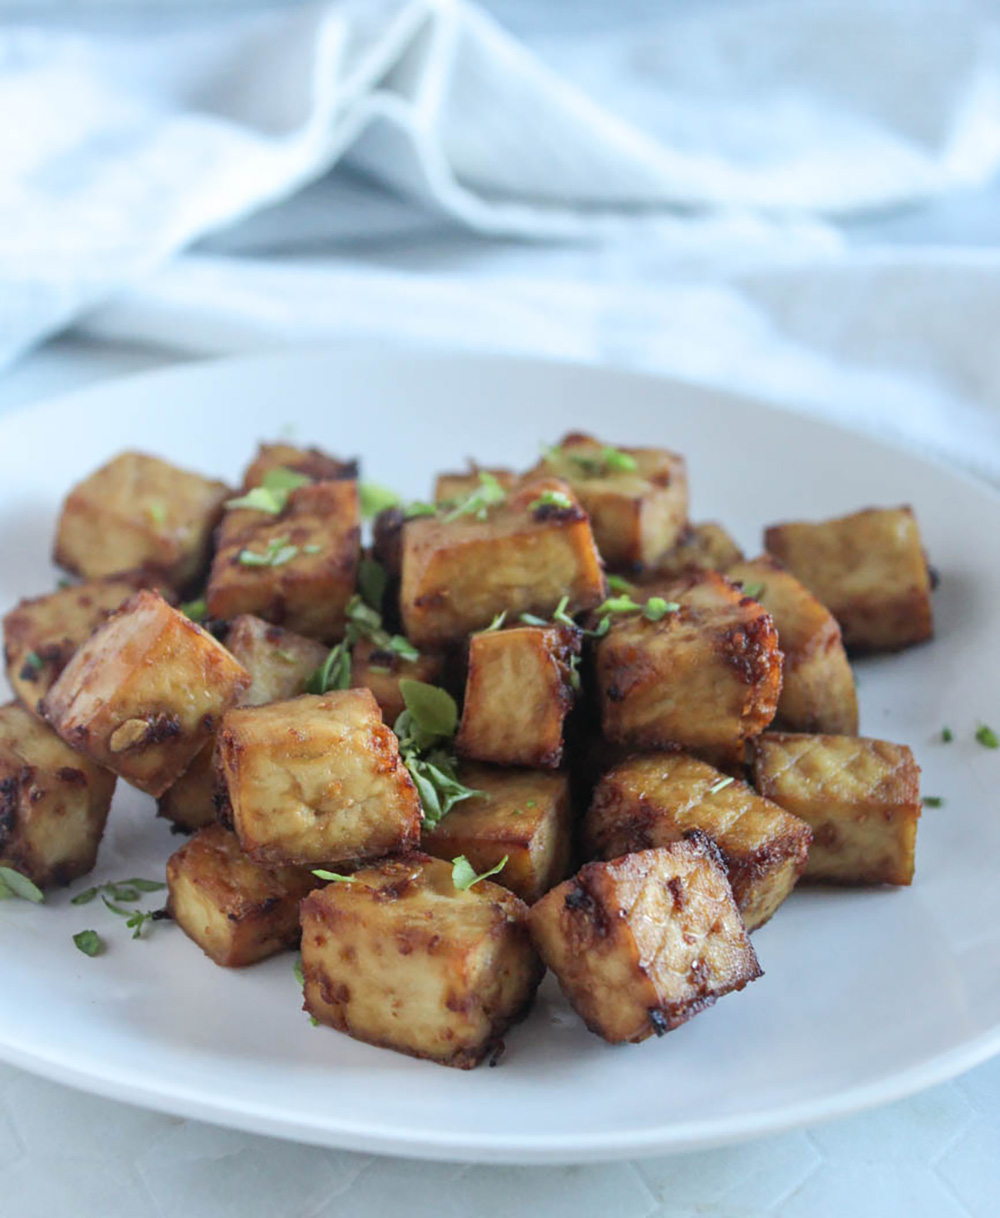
1 431 932 1068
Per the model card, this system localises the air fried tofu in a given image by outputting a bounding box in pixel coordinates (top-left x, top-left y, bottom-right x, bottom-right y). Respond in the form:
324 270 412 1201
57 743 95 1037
300 852 543 1068
529 432 688 571
529 842 761 1044
400 477 604 648
156 616 326 833
53 452 229 590
240 442 357 490
41 590 250 798
585 753 811 930
422 764 573 903
751 732 921 885
595 570 782 753
0 703 116 888
167 824 316 967
3 571 168 716
764 507 933 653
215 688 421 865
434 466 517 504
647 523 744 580
207 480 360 643
349 637 444 725
728 555 858 734
455 623 580 768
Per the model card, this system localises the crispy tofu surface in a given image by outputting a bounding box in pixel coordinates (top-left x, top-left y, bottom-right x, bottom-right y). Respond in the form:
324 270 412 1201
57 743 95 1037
422 764 573 903
585 752 811 930
529 843 761 1043
527 432 688 571
3 571 168 716
167 824 316 967
764 506 933 653
349 636 444 726
53 451 228 590
595 570 782 753
300 852 543 1068
240 442 357 490
400 477 605 648
728 555 858 735
455 623 580 768
647 522 744 580
0 702 115 887
41 590 250 798
751 732 921 885
215 688 421 865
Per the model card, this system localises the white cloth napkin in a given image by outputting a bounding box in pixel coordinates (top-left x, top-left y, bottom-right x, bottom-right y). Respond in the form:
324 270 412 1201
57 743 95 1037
6 0 1000 370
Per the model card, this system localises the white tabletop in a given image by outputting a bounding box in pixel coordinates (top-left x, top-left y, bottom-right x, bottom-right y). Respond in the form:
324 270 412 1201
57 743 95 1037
0 334 997 1218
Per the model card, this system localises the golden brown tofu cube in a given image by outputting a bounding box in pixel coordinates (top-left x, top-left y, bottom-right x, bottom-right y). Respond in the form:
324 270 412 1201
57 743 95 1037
349 636 444 725
455 623 580 768
595 570 782 753
647 522 744 580
207 481 360 643
422 764 573 903
300 852 543 1068
400 477 604 648
528 432 688 571
3 571 169 716
751 732 921 886
434 466 517 504
763 507 933 653
41 590 250 798
728 555 858 735
166 824 316 967
215 688 421 866
585 753 811 930
156 616 326 833
53 452 229 590
529 843 761 1044
0 703 115 888
240 442 357 490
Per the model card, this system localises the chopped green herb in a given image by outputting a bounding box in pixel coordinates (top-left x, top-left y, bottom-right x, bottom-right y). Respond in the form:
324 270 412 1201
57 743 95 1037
568 651 582 693
741 581 765 600
179 599 207 622
238 537 300 568
393 683 482 826
312 869 357 884
73 929 103 957
643 597 680 622
305 641 351 695
941 726 954 743
606 575 634 594
225 486 285 515
976 724 999 749
398 680 458 739
404 501 438 519
303 544 322 555
526 799 537 808
293 954 305 986
601 446 638 473
519 612 548 627
262 467 311 494
922 796 945 808
708 776 735 795
71 877 165 906
443 472 507 522
359 482 401 519
0 865 44 903
57 578 73 590
358 556 388 610
484 611 507 632
21 650 43 677
553 595 577 628
146 501 167 525
596 594 643 617
451 854 508 892
543 443 637 478
529 490 574 513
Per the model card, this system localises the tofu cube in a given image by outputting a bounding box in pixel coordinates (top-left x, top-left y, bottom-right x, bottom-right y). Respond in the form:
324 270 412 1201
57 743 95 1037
585 753 811 930
53 451 229 590
422 764 573 903
648 522 744 579
763 506 933 653
156 616 327 833
166 824 316 967
0 703 116 888
595 570 782 753
350 636 444 725
751 731 921 885
3 571 168 716
455 623 580 768
41 590 250 797
300 852 543 1068
215 688 421 865
207 480 361 643
528 432 688 571
400 477 605 648
528 842 761 1044
240 442 357 490
434 466 517 504
728 555 858 734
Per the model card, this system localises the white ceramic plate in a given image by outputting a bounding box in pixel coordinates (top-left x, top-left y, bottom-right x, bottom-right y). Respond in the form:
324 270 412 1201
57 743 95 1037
0 349 997 1164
